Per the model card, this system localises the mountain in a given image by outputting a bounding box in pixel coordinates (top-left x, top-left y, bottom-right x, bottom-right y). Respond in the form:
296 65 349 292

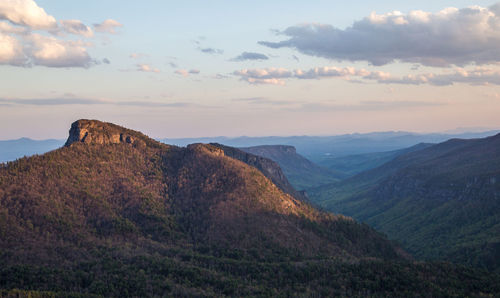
309 133 500 272
210 143 309 201
1 119 499 296
316 143 434 178
160 130 500 162
0 138 64 163
2 130 498 165
240 145 343 190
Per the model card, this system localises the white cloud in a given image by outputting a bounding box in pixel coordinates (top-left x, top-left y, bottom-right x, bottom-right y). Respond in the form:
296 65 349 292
0 0 56 29
234 65 500 86
378 67 500 86
0 1 119 68
25 33 92 67
175 69 200 77
60 20 93 37
0 32 25 65
137 63 160 73
259 4 500 66
94 19 122 34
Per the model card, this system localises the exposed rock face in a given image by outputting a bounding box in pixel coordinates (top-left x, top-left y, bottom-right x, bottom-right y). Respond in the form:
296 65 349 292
64 119 146 147
210 143 309 202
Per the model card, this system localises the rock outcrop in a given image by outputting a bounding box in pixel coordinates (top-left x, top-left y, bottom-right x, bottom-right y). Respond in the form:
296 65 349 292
64 119 147 148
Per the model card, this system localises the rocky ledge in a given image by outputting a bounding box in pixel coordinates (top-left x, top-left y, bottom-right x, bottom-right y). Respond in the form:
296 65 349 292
64 119 147 147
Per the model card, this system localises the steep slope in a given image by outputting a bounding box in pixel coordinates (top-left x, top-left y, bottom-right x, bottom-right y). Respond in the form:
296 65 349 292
240 145 343 190
209 143 309 202
309 133 500 271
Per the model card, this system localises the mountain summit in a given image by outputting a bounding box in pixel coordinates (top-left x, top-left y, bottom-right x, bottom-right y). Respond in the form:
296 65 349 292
0 120 498 296
64 119 151 147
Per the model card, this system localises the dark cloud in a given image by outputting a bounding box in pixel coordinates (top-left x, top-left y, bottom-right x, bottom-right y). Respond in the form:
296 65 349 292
259 4 500 67
199 47 224 55
60 20 93 37
231 52 268 61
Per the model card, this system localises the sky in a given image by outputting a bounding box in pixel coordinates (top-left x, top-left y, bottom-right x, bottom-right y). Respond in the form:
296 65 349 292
1 0 500 139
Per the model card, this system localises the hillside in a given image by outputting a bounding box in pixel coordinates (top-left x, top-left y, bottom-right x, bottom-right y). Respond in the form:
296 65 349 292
240 145 343 190
309 133 500 272
316 143 433 178
0 119 499 296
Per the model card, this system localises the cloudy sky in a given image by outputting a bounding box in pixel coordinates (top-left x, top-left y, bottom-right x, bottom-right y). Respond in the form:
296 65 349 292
1 0 500 139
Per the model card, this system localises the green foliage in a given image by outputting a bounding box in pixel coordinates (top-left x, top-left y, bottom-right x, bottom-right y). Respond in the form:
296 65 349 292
309 133 500 272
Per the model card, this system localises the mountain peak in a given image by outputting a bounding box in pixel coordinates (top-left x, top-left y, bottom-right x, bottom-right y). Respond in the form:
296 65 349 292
64 119 150 148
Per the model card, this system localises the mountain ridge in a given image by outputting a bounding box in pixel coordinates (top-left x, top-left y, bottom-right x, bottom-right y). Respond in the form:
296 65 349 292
0 120 499 296
309 132 500 271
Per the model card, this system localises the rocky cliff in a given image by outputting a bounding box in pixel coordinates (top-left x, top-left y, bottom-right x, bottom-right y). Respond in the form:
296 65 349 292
64 119 147 147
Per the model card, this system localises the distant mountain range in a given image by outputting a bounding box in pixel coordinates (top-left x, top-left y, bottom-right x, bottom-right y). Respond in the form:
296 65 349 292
3 130 498 173
309 133 500 272
1 120 498 296
160 130 500 161
0 138 64 163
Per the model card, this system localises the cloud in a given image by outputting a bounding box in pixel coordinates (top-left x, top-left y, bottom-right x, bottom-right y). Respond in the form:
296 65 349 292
377 67 500 86
114 101 190 108
0 32 26 65
175 69 200 77
231 52 269 61
234 65 500 86
0 21 28 34
233 66 365 85
232 97 294 105
94 19 122 34
0 2 117 68
259 4 500 66
0 96 191 108
233 67 292 85
137 63 160 73
214 73 230 79
299 101 443 112
199 47 223 55
0 97 109 105
25 33 92 67
130 53 149 59
0 0 57 29
60 20 93 37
